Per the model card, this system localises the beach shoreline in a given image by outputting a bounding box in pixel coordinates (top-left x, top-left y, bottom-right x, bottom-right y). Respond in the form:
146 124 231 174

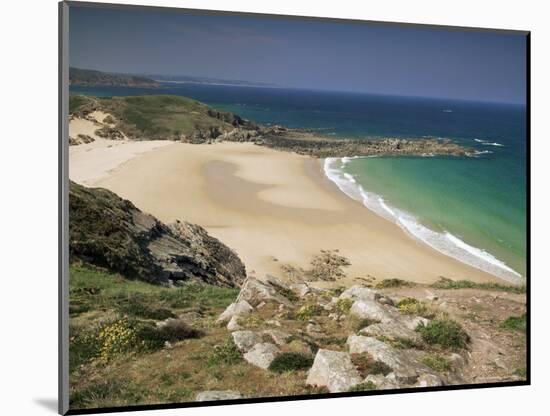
68 132 511 286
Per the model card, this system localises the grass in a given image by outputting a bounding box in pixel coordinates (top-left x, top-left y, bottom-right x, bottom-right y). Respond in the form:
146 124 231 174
431 277 526 294
295 304 324 321
515 367 527 378
396 297 432 318
500 314 527 332
421 354 451 372
335 298 353 314
69 264 238 319
207 338 243 367
69 94 242 140
351 354 392 377
375 279 412 289
416 318 470 349
348 381 377 392
268 353 314 373
70 379 144 410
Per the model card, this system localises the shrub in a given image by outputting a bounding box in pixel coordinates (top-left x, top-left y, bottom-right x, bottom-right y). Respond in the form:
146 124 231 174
416 318 470 348
501 314 526 332
97 318 138 363
268 352 314 373
207 339 242 366
69 329 102 372
296 304 323 321
136 320 202 351
351 354 392 377
335 298 354 314
396 297 430 317
348 381 377 392
318 336 347 347
421 354 451 372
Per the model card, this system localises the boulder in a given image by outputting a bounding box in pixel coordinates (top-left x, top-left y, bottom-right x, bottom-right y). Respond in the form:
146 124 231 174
339 285 378 302
290 283 311 297
306 349 362 393
217 300 253 323
196 390 242 401
359 321 422 344
236 277 292 307
232 331 263 353
226 315 243 331
346 336 419 383
243 342 280 369
349 299 397 322
306 323 324 338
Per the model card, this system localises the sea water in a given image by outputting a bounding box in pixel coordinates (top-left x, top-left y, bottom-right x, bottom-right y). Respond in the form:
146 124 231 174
71 83 527 283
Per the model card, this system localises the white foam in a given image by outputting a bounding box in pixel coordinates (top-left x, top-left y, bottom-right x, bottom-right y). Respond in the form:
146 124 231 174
475 139 505 147
323 157 523 284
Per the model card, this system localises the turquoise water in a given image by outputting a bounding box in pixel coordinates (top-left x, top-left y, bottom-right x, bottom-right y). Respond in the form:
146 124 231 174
71 84 527 282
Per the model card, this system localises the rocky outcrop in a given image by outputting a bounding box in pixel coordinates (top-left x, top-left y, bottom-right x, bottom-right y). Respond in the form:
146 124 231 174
236 276 294 306
69 181 246 286
217 300 253 323
306 349 362 393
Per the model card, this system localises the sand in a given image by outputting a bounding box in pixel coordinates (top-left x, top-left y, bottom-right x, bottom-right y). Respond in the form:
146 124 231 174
69 137 503 285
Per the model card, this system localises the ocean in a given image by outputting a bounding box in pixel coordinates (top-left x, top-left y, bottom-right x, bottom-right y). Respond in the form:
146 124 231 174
70 83 527 283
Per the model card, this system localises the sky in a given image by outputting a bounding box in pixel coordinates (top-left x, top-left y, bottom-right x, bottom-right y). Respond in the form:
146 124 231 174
69 5 527 104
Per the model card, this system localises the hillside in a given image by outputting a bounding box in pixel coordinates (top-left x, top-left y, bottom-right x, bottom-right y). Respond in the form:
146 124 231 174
69 67 160 88
68 94 471 157
69 181 246 287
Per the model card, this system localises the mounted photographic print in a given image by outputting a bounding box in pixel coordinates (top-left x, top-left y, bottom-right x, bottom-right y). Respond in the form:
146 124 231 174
59 1 530 414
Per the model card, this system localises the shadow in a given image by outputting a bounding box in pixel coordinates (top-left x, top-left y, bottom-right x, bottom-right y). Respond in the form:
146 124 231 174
34 398 58 413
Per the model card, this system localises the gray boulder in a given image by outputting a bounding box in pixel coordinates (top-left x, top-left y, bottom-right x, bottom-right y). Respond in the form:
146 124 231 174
226 315 243 331
346 336 419 383
359 321 422 344
339 285 378 302
350 299 397 322
217 300 253 323
306 349 362 393
237 276 292 306
196 390 242 401
243 342 280 369
364 374 400 390
232 331 263 353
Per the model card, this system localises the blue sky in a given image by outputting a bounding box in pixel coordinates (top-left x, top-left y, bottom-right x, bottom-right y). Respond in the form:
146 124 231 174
69 5 527 104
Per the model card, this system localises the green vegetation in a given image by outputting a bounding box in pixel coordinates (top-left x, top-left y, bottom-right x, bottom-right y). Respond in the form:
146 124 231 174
421 354 451 372
351 354 392 377
207 339 243 366
70 379 143 409
69 265 238 317
500 314 527 332
416 318 470 349
268 353 314 373
69 94 245 140
335 298 353 314
348 381 377 392
375 335 422 350
396 297 431 317
431 277 526 294
515 367 527 378
375 278 412 289
295 304 324 321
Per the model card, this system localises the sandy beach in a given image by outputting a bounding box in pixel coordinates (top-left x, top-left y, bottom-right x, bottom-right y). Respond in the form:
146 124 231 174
68 128 503 285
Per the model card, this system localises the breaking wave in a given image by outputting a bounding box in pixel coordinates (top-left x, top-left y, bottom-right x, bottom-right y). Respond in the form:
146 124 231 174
323 157 523 284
